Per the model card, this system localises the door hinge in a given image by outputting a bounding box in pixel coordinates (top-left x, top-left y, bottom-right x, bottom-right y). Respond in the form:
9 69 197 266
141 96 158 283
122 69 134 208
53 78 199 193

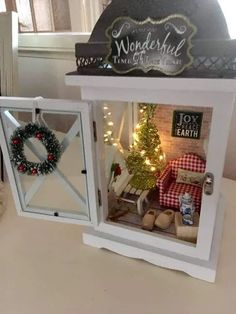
98 189 102 206
93 121 97 142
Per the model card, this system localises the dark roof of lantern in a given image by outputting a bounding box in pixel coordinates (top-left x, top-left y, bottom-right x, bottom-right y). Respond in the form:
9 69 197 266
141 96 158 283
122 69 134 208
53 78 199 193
90 0 229 42
73 0 236 78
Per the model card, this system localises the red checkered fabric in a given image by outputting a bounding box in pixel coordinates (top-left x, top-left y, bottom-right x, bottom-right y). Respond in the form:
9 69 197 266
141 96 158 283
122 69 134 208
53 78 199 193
170 153 206 179
160 182 202 211
157 166 172 193
157 153 206 212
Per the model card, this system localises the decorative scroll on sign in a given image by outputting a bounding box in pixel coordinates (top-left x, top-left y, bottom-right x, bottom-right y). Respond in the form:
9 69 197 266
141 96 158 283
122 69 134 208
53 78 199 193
106 15 197 75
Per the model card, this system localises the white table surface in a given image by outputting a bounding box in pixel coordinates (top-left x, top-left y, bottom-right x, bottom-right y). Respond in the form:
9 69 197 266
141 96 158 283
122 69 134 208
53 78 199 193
0 178 236 314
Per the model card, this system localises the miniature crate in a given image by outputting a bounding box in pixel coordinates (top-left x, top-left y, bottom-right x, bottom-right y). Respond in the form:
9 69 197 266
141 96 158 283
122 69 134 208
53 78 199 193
175 212 199 243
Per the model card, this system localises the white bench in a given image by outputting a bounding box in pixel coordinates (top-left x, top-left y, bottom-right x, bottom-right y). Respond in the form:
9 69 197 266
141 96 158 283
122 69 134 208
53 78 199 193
112 169 150 215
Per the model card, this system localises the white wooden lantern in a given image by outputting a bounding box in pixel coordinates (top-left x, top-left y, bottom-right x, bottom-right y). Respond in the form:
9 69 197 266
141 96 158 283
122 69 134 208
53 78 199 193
65 76 235 282
0 76 235 282
1 1 235 283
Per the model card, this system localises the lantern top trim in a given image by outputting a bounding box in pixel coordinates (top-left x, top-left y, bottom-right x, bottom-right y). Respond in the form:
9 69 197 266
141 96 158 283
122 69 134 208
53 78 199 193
73 0 236 79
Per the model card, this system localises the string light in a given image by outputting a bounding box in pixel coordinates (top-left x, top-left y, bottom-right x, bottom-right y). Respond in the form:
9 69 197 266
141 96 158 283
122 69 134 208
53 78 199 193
145 159 151 165
103 104 124 154
133 133 138 141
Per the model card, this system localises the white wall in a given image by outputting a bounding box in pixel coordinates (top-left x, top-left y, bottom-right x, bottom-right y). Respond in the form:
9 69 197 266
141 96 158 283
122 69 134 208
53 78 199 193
18 33 88 99
19 57 81 100
17 35 236 181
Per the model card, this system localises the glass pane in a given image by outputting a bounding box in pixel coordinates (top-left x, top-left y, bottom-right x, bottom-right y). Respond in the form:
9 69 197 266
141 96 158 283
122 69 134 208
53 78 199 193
2 108 90 221
15 0 34 32
51 0 71 31
102 0 112 11
33 0 53 32
102 102 213 245
69 0 102 32
0 0 6 12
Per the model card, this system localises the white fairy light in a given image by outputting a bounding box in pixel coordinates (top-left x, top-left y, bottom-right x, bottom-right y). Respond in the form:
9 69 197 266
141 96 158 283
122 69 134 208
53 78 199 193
145 159 151 165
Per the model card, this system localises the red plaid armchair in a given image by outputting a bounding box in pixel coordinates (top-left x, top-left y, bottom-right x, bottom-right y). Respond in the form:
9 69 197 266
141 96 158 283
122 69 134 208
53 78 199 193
156 153 206 212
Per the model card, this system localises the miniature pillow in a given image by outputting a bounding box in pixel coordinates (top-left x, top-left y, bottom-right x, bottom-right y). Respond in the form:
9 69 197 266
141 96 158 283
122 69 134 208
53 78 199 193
176 169 204 187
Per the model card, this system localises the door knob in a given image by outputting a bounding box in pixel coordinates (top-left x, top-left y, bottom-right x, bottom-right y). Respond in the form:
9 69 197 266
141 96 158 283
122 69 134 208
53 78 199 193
203 172 214 196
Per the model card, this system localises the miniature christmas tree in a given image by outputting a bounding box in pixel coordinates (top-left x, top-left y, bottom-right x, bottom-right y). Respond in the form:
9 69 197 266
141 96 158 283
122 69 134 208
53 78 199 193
126 104 166 190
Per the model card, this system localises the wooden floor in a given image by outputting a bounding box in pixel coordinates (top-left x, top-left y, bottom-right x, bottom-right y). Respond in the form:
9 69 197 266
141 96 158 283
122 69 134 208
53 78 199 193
107 189 178 240
114 209 177 239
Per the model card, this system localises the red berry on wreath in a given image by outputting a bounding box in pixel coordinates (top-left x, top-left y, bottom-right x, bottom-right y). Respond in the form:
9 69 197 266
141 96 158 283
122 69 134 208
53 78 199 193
47 154 54 161
12 138 21 145
17 164 25 172
31 169 38 175
36 132 43 140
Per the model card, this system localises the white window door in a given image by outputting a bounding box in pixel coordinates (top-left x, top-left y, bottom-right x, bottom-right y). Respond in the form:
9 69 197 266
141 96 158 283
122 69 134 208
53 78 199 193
0 97 98 225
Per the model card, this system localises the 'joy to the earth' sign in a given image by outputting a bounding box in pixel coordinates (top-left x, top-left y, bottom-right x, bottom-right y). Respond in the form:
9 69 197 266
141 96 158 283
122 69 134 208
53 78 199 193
172 111 203 139
105 15 197 75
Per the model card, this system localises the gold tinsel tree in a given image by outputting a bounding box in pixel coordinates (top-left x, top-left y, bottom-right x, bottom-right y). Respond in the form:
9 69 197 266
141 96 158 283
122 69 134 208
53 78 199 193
126 104 166 190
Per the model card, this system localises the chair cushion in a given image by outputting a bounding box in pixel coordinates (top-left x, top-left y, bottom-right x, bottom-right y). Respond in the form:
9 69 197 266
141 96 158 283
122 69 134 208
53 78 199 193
162 181 202 211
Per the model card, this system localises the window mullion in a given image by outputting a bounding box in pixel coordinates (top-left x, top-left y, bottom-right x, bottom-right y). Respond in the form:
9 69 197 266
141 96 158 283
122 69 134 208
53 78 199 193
29 0 37 32
5 0 16 11
48 0 55 31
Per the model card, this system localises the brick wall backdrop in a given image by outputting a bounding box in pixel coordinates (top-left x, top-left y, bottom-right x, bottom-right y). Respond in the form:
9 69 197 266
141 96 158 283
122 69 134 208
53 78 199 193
153 105 213 162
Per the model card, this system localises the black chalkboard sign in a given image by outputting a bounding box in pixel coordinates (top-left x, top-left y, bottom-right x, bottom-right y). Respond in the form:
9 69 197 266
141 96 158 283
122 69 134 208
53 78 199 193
105 15 197 75
172 111 203 139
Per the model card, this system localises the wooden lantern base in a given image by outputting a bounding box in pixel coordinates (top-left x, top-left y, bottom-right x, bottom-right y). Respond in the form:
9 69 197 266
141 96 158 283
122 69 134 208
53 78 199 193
83 197 224 282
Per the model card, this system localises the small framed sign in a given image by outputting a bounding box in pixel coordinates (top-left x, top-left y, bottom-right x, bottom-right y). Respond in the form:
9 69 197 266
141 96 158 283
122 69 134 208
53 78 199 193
105 14 197 75
172 111 203 139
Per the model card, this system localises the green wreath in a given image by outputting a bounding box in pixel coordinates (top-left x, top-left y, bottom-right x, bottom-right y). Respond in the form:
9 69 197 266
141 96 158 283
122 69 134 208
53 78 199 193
10 123 62 176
